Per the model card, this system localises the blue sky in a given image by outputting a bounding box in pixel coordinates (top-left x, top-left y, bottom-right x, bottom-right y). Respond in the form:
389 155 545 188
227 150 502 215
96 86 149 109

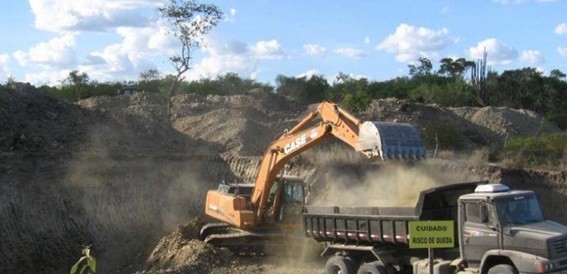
0 0 566 86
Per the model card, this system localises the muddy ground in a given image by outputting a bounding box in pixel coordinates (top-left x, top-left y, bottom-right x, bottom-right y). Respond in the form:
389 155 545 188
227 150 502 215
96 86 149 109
1 82 566 273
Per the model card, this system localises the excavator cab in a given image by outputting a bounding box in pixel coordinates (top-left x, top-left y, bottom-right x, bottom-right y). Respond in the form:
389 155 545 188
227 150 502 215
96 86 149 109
265 176 306 224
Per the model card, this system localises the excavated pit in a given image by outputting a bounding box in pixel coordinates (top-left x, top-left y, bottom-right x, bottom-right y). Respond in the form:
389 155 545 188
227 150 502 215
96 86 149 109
1 83 566 273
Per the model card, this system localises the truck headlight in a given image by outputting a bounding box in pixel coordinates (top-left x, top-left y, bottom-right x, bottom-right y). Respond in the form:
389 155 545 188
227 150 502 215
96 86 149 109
535 261 554 273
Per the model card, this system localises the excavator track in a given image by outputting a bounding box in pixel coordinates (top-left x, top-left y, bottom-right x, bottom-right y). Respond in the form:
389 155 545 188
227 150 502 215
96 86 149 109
202 226 307 256
199 222 230 240
204 229 267 256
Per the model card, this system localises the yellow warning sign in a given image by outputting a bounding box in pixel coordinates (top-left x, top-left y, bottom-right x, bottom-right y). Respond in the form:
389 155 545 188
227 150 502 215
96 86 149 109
409 220 455 249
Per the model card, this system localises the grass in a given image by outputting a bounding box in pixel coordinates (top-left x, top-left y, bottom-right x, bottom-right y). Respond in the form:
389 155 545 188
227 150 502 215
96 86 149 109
498 132 567 169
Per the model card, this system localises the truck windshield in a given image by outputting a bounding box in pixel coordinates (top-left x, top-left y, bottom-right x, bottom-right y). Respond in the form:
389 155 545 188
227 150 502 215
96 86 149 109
495 194 544 226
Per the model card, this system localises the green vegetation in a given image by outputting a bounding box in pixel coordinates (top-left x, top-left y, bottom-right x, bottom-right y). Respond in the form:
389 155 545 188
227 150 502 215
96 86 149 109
70 245 96 274
499 132 567 168
34 57 567 131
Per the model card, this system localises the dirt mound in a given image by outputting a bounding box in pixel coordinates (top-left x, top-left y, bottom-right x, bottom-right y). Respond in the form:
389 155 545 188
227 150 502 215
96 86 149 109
142 218 320 274
170 93 302 156
0 82 90 152
449 106 559 137
364 98 559 148
143 218 230 274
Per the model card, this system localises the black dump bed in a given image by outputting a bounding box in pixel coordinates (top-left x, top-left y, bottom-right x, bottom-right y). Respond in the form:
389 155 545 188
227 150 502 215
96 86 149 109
303 181 484 246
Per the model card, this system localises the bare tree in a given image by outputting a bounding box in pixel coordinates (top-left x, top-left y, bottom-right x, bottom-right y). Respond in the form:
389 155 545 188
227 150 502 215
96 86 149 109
158 0 223 116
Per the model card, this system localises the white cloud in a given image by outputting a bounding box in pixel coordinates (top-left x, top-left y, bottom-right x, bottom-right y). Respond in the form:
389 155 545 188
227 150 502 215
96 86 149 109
376 23 456 62
184 37 258 81
441 6 451 13
24 70 71 86
303 44 326 56
520 50 545 64
555 23 567 35
334 48 368 59
13 33 78 68
331 72 369 84
467 38 518 66
251 40 288 60
364 36 371 44
558 46 567 57
77 21 178 81
0 54 11 81
28 0 158 32
297 69 321 79
188 54 259 81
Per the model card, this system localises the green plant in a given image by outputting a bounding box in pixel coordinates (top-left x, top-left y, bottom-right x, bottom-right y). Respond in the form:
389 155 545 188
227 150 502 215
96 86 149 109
499 132 567 168
70 244 97 274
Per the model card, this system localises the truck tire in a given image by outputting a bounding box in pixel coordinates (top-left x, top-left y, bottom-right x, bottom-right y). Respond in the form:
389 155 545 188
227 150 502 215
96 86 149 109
357 262 387 274
488 264 518 274
324 255 357 274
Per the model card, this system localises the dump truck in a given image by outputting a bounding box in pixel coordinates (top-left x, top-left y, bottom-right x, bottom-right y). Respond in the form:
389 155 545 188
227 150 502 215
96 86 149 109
200 101 426 254
303 181 567 273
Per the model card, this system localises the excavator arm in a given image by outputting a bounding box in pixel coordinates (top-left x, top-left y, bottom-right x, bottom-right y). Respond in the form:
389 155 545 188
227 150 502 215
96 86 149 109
204 101 426 228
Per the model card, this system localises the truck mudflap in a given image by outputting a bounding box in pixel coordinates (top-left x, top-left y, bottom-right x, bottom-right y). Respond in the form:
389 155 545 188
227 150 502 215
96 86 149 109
481 249 567 273
357 121 426 160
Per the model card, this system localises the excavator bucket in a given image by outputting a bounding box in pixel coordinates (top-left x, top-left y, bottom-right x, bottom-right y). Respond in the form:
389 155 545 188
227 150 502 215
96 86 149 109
357 121 426 160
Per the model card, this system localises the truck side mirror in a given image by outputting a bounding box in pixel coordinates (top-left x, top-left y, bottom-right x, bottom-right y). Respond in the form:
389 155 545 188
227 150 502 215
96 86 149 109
480 204 488 223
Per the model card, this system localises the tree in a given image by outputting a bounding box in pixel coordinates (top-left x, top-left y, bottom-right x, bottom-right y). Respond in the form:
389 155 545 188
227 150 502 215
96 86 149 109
408 57 433 78
158 0 223 116
139 68 161 82
62 70 90 101
438 57 475 78
138 69 162 94
494 68 546 113
276 74 329 104
550 69 566 80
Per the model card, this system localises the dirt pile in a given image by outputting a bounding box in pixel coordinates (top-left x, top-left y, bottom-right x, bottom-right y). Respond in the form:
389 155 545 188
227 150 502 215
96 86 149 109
450 106 559 137
363 98 560 149
170 93 302 156
143 218 231 274
142 218 321 274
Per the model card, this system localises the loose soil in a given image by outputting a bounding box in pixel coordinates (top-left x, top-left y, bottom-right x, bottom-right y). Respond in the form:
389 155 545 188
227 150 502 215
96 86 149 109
1 82 565 273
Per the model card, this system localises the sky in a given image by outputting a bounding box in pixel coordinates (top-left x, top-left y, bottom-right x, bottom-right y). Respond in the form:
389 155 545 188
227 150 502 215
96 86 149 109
0 0 566 86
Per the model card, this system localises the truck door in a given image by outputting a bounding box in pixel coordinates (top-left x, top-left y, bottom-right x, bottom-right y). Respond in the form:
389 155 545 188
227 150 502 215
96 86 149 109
461 200 499 263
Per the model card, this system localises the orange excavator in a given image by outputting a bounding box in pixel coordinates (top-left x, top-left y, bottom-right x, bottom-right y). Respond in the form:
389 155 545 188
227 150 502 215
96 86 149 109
200 101 426 254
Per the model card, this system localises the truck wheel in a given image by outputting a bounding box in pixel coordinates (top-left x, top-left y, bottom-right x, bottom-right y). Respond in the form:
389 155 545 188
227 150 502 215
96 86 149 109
324 255 356 274
357 262 387 274
488 264 518 274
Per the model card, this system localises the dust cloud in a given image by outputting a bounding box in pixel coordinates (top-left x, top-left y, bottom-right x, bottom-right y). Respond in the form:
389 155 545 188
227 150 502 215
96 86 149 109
307 161 477 208
62 124 211 272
